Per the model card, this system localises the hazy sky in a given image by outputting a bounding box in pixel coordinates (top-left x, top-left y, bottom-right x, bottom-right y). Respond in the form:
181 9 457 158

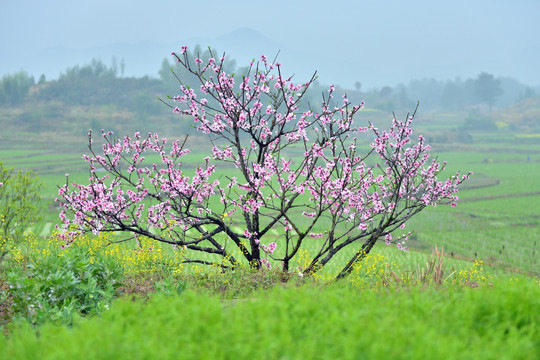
1 0 539 89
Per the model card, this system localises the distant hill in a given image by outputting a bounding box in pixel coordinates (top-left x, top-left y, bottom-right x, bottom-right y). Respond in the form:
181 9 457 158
13 28 288 82
498 97 540 131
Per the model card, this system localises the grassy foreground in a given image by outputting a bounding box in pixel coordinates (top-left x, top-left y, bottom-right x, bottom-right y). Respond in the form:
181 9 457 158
1 279 539 360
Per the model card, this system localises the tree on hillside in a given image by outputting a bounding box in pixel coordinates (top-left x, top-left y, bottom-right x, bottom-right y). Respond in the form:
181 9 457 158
58 47 470 279
0 71 35 106
475 72 503 108
0 163 43 262
60 59 118 80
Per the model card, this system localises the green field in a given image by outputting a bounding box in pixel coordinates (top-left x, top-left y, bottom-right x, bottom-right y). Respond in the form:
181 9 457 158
1 280 539 360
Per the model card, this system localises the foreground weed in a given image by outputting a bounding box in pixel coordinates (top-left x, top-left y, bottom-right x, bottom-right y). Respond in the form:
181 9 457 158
5 244 122 327
182 265 299 299
99 236 186 277
12 231 187 278
345 247 492 289
348 251 398 288
454 258 491 285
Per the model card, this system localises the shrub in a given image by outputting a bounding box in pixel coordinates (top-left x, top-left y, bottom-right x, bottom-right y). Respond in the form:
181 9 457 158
5 240 122 326
0 163 42 264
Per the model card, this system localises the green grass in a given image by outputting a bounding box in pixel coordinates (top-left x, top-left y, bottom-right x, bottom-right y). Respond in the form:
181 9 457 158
1 280 539 360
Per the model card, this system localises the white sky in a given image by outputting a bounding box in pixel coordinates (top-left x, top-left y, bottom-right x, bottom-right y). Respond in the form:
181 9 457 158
1 0 539 88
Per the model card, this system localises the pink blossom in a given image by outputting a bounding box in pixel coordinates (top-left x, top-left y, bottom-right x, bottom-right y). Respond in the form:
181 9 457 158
260 258 271 269
262 242 277 255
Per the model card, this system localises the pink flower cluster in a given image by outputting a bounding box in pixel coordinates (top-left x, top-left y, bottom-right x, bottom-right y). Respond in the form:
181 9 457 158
57 130 219 237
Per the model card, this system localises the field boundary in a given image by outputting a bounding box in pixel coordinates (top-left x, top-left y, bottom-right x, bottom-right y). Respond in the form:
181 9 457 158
461 191 540 202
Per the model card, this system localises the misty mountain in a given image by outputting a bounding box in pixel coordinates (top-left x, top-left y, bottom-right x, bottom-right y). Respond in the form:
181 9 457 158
189 27 283 61
18 28 288 82
180 28 317 83
13 27 330 87
7 26 540 97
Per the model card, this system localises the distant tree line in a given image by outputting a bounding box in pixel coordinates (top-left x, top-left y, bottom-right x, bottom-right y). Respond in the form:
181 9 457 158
362 73 536 111
38 59 163 114
0 48 538 116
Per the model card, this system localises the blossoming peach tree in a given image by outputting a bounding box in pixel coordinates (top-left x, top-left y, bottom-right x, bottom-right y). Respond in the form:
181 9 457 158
57 47 470 278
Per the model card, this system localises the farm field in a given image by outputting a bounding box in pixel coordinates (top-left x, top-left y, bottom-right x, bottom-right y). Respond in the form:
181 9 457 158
2 122 538 276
